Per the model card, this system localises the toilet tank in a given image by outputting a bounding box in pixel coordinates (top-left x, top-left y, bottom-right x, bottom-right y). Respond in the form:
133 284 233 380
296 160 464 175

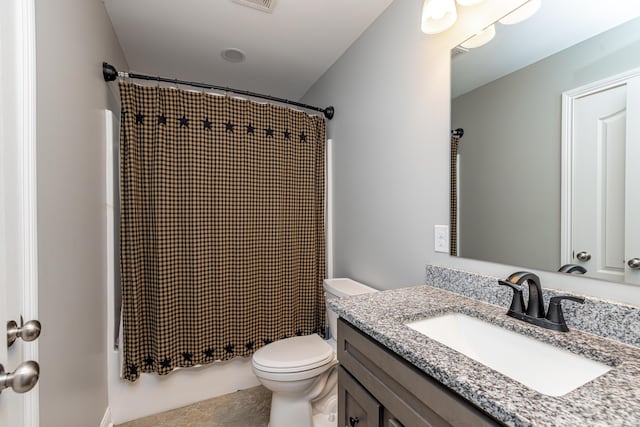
324 278 377 340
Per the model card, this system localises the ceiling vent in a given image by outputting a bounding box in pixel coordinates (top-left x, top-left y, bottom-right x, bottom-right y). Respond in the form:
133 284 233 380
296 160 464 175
232 0 277 13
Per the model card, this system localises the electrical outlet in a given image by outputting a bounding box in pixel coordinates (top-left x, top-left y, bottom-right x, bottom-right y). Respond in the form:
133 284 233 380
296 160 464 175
434 225 449 253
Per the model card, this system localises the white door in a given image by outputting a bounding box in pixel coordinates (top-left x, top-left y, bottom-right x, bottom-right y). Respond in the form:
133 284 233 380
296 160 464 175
625 77 640 285
0 0 40 426
568 75 640 284
572 84 626 282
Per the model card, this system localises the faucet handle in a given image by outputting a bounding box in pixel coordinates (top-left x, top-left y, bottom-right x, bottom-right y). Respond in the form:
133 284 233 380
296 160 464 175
498 280 525 315
545 295 585 332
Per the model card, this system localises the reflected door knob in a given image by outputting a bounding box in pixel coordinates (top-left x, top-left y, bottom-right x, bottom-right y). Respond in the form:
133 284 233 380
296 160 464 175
628 258 640 270
0 361 39 394
576 251 591 262
7 317 41 347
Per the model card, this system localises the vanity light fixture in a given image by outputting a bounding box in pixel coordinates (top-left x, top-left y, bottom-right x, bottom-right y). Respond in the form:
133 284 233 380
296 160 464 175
420 0 487 35
421 0 458 34
455 0 485 6
460 24 496 49
499 0 542 25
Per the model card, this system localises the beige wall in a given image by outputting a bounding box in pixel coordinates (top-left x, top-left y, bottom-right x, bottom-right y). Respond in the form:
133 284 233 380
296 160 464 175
35 0 127 425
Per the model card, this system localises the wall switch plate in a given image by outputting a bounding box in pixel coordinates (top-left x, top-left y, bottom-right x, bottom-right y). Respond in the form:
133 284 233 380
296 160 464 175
434 225 449 253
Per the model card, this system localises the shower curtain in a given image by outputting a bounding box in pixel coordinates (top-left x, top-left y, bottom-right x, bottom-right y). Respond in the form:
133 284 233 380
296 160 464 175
450 134 460 256
118 82 326 381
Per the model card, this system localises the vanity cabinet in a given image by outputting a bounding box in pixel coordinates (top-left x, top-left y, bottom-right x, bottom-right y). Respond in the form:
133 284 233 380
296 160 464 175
337 319 502 427
339 366 381 427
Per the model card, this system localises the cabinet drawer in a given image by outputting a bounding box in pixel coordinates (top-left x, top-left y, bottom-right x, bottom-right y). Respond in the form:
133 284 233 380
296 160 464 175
338 319 501 427
339 366 382 427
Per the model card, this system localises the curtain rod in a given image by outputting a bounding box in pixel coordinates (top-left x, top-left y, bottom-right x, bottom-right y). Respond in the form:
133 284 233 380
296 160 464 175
102 62 335 120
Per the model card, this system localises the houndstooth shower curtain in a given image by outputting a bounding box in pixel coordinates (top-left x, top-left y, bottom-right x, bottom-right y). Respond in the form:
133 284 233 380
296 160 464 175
118 82 326 381
450 134 460 256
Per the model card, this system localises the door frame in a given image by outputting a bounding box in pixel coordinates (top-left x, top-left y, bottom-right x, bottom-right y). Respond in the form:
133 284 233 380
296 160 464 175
1 0 39 425
560 66 640 267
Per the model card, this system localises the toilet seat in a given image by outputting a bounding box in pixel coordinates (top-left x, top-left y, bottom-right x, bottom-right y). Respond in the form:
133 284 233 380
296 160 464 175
253 334 334 373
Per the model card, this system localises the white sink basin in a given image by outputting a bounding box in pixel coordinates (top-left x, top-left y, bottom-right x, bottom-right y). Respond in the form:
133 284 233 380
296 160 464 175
406 313 611 397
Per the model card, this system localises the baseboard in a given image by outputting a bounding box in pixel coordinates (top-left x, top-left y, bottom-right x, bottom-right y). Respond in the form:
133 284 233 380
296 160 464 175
100 407 113 427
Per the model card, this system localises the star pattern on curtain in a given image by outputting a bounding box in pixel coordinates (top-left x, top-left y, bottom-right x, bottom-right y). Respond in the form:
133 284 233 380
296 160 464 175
128 364 138 376
129 112 316 145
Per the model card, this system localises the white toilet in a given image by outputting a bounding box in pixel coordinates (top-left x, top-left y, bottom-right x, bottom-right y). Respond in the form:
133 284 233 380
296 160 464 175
252 278 377 427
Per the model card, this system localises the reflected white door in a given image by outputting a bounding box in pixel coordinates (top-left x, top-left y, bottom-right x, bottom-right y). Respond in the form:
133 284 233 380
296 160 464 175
572 84 626 282
0 0 39 425
569 75 640 284
625 78 640 285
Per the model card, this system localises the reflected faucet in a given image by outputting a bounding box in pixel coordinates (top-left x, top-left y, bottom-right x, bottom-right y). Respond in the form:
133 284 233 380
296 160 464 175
558 264 587 274
498 271 585 332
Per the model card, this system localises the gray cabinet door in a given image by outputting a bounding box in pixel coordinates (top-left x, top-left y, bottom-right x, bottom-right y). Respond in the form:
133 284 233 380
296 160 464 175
339 366 382 427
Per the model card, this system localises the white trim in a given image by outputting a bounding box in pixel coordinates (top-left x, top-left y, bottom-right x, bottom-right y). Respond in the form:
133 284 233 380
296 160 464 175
560 66 640 267
17 0 39 425
100 407 113 427
326 139 333 279
560 92 573 266
105 110 115 353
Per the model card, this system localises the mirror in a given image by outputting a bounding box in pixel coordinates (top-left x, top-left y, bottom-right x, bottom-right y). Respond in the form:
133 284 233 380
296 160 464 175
451 0 640 285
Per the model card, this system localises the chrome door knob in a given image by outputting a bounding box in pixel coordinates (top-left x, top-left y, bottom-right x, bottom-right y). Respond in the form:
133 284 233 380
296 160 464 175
7 317 41 347
576 251 591 262
628 258 640 270
0 361 39 394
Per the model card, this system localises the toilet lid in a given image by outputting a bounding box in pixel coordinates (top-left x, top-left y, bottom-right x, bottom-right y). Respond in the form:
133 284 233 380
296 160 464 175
252 334 334 373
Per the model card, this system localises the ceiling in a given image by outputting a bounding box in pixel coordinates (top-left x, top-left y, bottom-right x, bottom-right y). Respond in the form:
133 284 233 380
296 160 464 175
452 0 640 97
105 0 395 101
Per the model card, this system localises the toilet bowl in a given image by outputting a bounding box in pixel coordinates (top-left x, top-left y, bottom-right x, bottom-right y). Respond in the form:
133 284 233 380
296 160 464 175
252 278 377 427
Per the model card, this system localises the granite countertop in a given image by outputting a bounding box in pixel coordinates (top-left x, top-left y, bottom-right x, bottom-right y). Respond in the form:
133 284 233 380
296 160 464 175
329 285 640 427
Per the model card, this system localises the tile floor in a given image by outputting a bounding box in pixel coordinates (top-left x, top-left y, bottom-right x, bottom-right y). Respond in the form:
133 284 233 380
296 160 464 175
116 385 271 427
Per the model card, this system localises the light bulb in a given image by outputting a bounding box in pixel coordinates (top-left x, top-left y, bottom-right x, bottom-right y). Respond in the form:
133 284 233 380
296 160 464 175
421 0 458 34
456 0 485 6
460 24 496 49
499 0 542 25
